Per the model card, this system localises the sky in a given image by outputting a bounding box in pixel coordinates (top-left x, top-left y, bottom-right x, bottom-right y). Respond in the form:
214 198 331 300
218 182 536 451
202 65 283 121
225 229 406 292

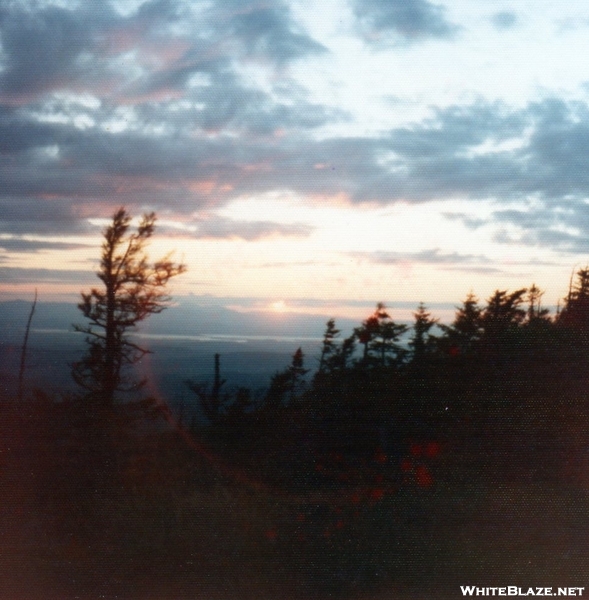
2 0 589 322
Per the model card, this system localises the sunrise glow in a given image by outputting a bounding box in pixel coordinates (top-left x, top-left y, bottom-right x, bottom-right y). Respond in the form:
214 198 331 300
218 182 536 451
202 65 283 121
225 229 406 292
1 1 589 320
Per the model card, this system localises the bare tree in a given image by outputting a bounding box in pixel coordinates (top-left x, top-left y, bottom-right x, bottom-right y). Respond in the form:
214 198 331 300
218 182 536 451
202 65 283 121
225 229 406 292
72 208 186 407
17 289 37 402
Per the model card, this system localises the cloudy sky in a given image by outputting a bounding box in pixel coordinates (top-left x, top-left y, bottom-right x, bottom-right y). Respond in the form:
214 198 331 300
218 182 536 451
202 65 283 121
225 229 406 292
2 0 589 320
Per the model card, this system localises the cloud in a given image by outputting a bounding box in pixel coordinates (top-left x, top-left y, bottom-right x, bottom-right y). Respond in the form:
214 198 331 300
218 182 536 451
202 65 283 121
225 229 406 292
0 3 119 104
0 0 326 106
188 216 313 241
3 0 589 263
0 198 94 235
0 266 95 284
0 95 585 209
490 11 518 30
212 1 327 64
351 248 492 265
352 0 459 44
3 95 589 243
0 238 93 253
350 248 553 277
494 224 589 255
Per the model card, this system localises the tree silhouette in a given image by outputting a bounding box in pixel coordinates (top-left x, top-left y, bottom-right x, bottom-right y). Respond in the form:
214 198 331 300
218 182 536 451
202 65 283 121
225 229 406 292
72 208 186 407
438 292 482 357
409 302 438 364
186 353 228 424
317 318 340 374
481 289 527 344
525 284 549 323
288 347 309 401
265 347 309 406
17 289 37 402
557 267 589 336
355 303 407 367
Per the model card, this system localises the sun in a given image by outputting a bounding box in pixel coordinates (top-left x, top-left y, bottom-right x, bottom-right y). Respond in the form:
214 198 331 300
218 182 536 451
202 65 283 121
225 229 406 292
269 300 288 313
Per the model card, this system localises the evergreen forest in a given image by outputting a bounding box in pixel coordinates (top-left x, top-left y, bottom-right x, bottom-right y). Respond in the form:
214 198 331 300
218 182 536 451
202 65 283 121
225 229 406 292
2 209 589 599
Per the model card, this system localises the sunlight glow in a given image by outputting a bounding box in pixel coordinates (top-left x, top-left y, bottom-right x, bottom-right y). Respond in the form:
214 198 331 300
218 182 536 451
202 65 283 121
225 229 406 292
269 300 288 313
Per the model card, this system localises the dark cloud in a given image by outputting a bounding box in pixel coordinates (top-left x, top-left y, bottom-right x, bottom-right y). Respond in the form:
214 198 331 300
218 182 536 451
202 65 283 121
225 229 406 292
490 11 518 30
2 0 589 262
0 0 325 105
351 248 492 265
352 0 459 43
494 225 589 254
0 266 95 284
189 216 313 241
215 2 327 64
0 3 119 104
3 95 589 211
442 212 488 229
0 0 340 236
351 248 551 276
448 205 589 255
0 105 62 153
0 198 94 235
5 96 589 243
335 99 589 212
0 238 92 253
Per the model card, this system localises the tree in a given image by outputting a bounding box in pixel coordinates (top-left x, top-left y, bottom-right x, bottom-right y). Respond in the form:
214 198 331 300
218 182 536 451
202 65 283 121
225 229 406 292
409 302 438 364
317 318 340 374
288 347 309 401
72 208 186 407
558 267 589 334
440 292 482 355
355 303 407 367
186 353 227 424
355 312 380 364
17 289 37 402
265 347 309 406
525 284 549 323
481 289 527 342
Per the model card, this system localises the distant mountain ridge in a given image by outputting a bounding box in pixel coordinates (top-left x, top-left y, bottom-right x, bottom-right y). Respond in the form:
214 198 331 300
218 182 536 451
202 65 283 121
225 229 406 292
0 297 358 343
0 297 360 404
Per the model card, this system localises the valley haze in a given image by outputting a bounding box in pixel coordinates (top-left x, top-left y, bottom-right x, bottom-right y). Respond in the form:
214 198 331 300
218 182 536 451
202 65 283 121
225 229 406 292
0 296 366 416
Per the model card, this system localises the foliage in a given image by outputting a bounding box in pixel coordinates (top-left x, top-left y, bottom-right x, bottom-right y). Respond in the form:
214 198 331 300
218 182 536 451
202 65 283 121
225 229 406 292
409 302 438 364
354 302 407 367
11 265 589 598
317 318 340 375
439 292 482 356
186 353 227 424
557 267 589 338
72 208 186 407
265 347 309 406
199 268 589 494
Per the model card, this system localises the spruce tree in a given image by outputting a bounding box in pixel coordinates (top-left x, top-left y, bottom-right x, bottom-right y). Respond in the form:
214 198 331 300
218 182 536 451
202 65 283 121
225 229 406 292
72 208 186 407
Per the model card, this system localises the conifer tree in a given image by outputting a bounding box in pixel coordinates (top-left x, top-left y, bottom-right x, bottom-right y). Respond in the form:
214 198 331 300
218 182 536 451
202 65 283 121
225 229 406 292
481 289 527 342
186 353 227 424
409 302 438 364
318 318 340 373
72 208 186 407
526 284 547 322
440 292 482 355
265 347 309 405
355 303 407 367
288 347 309 401
558 267 589 333
329 334 356 372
